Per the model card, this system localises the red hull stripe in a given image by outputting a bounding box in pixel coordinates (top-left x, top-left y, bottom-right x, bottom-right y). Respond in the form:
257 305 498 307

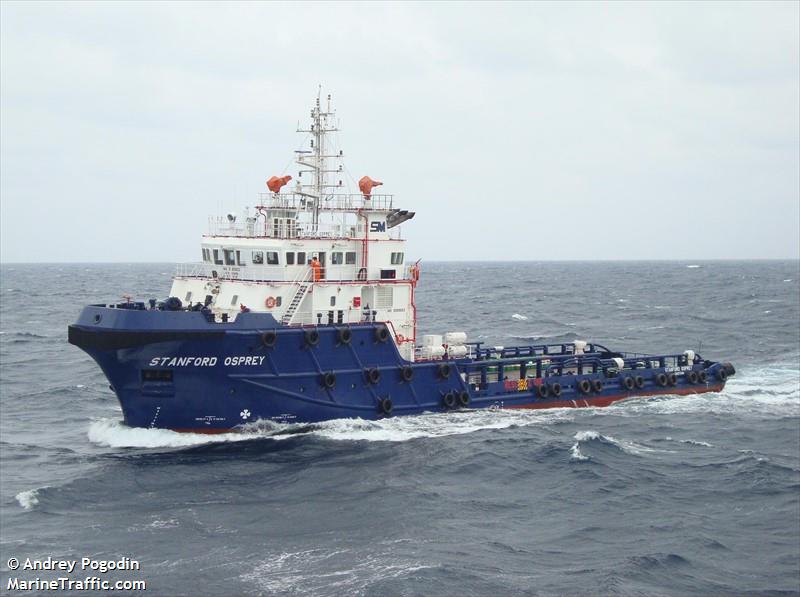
505 384 724 410
168 384 725 434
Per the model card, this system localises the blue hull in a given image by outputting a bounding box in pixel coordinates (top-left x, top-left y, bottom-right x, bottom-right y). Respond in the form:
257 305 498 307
69 304 734 432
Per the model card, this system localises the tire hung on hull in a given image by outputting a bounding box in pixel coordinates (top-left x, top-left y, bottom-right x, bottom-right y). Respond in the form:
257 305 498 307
378 398 393 416
442 391 456 409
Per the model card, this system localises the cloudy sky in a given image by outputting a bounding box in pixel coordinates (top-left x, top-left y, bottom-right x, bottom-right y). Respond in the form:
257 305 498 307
1 1 798 262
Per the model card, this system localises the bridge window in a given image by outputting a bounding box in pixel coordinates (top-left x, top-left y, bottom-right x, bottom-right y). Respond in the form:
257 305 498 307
230 294 238 306
345 251 356 265
331 252 343 265
330 296 336 306
213 249 223 265
286 252 295 265
297 251 307 264
252 251 264 265
185 291 192 302
235 250 244 266
390 252 404 265
224 249 236 265
266 251 279 265
202 248 210 262
276 296 282 306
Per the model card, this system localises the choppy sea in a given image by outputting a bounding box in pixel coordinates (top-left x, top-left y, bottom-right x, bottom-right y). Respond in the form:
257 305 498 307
1 261 799 596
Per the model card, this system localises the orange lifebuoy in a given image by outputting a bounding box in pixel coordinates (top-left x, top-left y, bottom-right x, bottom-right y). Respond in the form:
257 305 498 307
396 333 405 343
265 296 277 309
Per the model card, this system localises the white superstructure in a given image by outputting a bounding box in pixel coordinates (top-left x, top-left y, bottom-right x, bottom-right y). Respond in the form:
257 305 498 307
170 91 419 360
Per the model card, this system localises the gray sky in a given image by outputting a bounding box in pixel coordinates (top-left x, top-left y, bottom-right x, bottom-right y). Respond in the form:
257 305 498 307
1 1 798 262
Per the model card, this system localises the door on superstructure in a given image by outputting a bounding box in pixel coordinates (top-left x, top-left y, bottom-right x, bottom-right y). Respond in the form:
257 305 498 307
360 286 375 322
316 252 326 279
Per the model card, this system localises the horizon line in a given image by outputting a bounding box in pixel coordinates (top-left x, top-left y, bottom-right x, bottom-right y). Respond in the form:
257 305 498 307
1 258 799 266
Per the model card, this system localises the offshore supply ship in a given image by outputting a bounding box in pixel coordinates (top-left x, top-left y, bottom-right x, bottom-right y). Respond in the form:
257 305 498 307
68 92 735 432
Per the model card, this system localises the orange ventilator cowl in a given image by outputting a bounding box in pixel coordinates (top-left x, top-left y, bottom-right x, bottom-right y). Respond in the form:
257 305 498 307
358 176 383 197
267 175 292 193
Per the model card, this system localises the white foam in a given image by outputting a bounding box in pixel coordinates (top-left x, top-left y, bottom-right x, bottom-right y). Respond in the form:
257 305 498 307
569 442 589 461
87 409 574 449
686 265 701 268
240 547 435 594
16 489 40 510
511 313 528 321
87 418 259 449
572 430 665 455
294 409 572 443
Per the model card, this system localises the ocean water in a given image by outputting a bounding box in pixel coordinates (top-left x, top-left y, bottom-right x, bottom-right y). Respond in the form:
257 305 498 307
1 261 798 596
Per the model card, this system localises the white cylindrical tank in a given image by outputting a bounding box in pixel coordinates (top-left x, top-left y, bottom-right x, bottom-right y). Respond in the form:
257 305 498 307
683 350 696 364
422 334 443 347
444 332 467 345
420 345 446 359
573 340 588 355
612 357 625 370
447 345 468 358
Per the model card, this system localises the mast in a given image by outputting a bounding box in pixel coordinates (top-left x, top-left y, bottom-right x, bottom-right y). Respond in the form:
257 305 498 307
295 87 343 233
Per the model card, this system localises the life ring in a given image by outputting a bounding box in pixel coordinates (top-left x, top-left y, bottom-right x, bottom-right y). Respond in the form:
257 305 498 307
537 383 550 399
320 371 336 389
578 379 592 394
549 382 562 398
400 366 414 382
442 391 456 409
265 296 277 309
357 268 367 281
458 391 470 407
592 379 603 393
366 368 381 384
623 376 635 391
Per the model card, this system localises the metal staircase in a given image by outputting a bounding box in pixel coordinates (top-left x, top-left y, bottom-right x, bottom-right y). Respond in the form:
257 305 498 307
281 269 313 325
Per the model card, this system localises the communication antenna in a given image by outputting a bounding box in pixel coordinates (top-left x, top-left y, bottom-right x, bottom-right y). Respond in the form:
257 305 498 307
294 86 344 233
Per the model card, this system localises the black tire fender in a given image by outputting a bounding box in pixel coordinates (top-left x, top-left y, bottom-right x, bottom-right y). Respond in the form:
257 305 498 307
366 368 381 384
304 329 320 347
337 327 352 345
378 397 393 415
261 330 278 348
442 391 456 409
320 372 336 389
437 363 451 380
